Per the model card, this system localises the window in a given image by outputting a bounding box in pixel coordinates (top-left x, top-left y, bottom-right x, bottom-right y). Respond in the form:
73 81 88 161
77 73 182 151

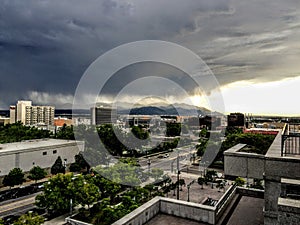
53 150 57 154
42 151 47 155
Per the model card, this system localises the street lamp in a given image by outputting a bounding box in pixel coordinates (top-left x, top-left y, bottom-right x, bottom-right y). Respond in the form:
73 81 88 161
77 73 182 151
187 180 195 202
176 150 180 200
147 158 151 173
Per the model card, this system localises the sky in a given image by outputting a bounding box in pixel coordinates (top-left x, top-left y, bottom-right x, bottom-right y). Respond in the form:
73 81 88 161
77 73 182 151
0 0 300 115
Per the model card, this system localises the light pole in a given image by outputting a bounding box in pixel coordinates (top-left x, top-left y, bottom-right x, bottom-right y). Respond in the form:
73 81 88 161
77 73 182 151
147 158 151 173
187 180 195 202
176 150 180 200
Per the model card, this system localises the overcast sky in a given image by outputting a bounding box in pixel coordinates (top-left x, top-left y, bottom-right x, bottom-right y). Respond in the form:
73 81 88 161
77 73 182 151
0 0 300 115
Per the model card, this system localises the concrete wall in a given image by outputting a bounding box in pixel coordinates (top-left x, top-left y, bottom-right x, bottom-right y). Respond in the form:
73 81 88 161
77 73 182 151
160 197 215 224
0 140 84 176
112 197 216 225
65 218 92 225
112 197 160 225
224 144 265 179
278 198 300 225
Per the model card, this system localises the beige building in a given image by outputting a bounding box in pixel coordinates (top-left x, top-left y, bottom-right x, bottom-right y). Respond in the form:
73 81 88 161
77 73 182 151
16 100 32 124
10 100 55 125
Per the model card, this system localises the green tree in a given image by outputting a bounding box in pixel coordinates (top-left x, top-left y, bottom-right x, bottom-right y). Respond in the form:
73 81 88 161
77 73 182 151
28 166 47 183
71 175 100 210
69 153 90 173
151 168 164 181
0 122 51 144
204 170 217 183
55 124 75 140
51 156 65 175
178 178 185 191
166 122 181 137
198 177 205 189
13 212 44 225
36 173 99 215
234 177 246 187
131 126 149 140
3 168 25 188
0 218 4 225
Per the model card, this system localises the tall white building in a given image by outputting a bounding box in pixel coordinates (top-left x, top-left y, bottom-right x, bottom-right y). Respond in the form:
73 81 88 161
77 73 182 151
9 105 16 124
16 100 32 124
10 100 55 125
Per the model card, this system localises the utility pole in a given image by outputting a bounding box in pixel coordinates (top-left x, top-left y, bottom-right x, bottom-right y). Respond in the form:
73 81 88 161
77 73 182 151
177 150 180 200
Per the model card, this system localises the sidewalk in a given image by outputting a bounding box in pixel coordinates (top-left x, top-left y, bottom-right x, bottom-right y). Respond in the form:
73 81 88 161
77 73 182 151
44 214 69 225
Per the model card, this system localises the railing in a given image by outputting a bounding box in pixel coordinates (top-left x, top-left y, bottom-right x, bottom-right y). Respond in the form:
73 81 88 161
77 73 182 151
215 183 237 214
281 123 300 156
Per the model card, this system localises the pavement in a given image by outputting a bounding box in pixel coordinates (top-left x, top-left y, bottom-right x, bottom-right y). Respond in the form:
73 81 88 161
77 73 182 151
167 171 230 204
226 196 264 225
44 214 69 225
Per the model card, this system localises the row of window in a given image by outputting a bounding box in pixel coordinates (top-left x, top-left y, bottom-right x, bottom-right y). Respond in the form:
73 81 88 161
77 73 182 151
42 150 57 155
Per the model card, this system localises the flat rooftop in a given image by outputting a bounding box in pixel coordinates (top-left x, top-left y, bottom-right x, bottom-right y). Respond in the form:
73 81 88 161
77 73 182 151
226 196 264 225
0 139 81 154
144 214 207 225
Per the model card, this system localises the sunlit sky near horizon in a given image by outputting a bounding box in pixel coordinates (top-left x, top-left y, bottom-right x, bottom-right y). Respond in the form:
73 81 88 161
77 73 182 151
0 0 300 116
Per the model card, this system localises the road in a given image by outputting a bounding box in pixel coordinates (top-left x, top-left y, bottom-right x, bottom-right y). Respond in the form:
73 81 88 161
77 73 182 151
139 146 198 173
0 193 40 217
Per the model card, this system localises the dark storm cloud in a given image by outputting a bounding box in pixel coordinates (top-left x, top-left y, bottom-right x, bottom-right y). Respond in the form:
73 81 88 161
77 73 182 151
0 0 299 108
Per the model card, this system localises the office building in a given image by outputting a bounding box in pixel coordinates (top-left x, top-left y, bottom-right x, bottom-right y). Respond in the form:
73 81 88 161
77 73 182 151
227 113 245 127
91 105 117 125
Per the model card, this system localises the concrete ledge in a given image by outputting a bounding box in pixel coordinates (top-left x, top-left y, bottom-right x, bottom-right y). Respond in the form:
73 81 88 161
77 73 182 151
278 198 300 213
224 144 265 179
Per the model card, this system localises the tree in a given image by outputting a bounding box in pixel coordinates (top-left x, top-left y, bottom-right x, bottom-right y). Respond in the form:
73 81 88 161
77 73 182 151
235 177 246 187
28 166 47 183
0 122 51 144
36 173 99 215
13 212 44 225
198 177 205 189
166 122 181 137
3 168 25 188
51 156 65 175
55 124 75 140
131 126 149 140
151 168 164 181
0 218 4 225
69 153 90 173
204 170 217 183
178 179 185 191
71 175 100 210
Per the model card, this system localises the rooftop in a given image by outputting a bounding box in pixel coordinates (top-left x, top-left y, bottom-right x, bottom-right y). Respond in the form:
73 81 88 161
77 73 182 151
0 139 82 155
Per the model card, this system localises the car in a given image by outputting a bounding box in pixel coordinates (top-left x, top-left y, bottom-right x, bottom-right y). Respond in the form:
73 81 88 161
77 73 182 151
164 154 169 158
157 155 164 159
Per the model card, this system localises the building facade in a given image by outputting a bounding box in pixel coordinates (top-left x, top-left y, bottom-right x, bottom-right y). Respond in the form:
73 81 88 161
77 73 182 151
91 106 117 125
0 139 84 179
10 100 55 125
16 100 32 124
224 125 300 224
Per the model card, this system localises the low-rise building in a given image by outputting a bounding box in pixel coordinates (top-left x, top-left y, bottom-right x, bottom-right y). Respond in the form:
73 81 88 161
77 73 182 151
0 139 84 182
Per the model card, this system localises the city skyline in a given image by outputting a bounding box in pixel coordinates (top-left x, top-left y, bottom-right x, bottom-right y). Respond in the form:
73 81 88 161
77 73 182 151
0 0 299 116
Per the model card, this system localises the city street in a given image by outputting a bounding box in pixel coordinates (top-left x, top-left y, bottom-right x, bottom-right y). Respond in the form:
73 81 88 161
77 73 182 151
0 193 39 217
139 146 197 173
